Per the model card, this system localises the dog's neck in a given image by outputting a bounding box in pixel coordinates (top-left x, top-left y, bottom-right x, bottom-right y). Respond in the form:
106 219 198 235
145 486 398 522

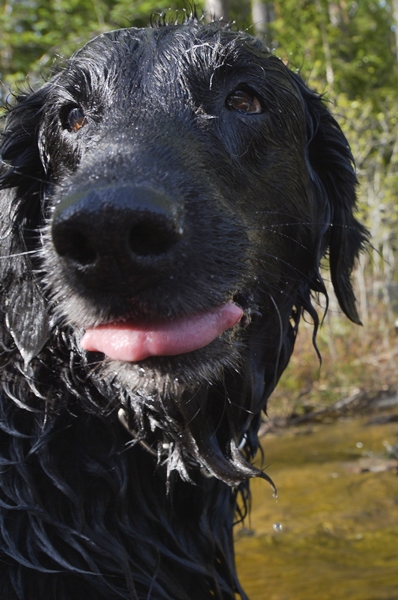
0 395 247 599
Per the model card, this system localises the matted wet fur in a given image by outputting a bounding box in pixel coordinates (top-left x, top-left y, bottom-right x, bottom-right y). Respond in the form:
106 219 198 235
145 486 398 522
0 18 367 600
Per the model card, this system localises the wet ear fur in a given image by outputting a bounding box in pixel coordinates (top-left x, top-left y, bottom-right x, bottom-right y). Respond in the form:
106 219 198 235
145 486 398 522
291 73 369 324
0 89 51 365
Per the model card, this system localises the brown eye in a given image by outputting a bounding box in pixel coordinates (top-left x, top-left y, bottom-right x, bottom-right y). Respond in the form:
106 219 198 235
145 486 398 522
65 107 87 132
226 90 263 114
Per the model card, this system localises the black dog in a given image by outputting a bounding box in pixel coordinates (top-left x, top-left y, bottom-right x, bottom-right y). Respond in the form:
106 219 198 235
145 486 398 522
0 18 367 600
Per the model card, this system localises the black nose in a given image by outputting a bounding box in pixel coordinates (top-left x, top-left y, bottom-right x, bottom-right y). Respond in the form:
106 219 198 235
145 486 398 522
52 185 184 271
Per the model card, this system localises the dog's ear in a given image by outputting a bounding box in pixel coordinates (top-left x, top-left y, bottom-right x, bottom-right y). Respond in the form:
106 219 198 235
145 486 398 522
0 87 49 188
0 89 51 365
3 242 51 368
291 75 368 325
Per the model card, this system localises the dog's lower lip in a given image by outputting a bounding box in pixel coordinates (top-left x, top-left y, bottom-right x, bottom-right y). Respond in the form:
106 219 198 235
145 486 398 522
80 303 243 362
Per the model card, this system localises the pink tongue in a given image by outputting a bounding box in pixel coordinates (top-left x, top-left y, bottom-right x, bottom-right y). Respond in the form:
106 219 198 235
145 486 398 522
80 303 243 362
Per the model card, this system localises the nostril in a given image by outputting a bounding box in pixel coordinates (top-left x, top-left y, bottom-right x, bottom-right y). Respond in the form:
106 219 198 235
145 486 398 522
51 185 184 268
128 221 182 257
54 230 98 266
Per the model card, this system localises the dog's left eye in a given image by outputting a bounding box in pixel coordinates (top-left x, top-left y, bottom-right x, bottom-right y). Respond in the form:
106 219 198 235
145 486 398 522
63 107 88 132
226 89 263 114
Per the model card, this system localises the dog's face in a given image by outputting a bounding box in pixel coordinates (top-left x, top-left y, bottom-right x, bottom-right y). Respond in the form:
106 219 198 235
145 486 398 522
44 26 316 379
0 21 366 483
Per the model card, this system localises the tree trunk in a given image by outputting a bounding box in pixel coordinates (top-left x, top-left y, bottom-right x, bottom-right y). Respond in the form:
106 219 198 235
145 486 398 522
314 0 334 90
0 0 14 82
204 0 230 22
392 0 398 63
251 1 274 40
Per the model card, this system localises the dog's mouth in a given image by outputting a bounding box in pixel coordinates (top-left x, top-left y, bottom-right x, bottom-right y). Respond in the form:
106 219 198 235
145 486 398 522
80 302 243 362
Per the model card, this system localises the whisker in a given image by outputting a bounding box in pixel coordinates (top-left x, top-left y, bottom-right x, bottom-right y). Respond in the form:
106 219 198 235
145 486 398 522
255 253 314 285
0 162 49 186
268 294 284 390
253 219 362 233
0 250 39 259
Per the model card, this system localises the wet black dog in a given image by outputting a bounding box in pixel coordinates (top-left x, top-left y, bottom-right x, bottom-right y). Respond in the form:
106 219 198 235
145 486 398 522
0 18 367 600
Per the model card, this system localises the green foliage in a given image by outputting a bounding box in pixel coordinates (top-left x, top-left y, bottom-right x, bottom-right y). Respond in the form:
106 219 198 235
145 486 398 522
1 1 396 104
270 0 397 101
0 0 204 97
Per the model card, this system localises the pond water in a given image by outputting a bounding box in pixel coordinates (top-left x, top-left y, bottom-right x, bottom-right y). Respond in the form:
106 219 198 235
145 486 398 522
235 410 398 600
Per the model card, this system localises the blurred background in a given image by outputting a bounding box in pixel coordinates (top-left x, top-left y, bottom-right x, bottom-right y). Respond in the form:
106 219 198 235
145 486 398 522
1 1 398 598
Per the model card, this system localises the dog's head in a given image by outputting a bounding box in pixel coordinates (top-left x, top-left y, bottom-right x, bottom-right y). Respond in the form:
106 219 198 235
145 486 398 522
0 21 367 484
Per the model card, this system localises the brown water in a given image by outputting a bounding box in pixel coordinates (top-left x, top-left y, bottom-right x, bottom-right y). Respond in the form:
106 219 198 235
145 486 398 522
235 411 398 600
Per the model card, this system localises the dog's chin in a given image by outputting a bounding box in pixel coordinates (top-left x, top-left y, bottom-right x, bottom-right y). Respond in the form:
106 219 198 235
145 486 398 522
87 333 245 398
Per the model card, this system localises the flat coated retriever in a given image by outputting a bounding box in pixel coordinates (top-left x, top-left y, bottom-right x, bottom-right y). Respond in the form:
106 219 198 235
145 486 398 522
0 18 367 600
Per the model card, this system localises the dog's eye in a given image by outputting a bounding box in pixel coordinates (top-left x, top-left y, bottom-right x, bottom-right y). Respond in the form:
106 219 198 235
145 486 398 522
226 89 263 114
64 107 87 132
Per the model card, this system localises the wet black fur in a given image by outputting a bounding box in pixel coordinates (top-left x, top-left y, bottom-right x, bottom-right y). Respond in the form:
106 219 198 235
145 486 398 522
0 19 367 600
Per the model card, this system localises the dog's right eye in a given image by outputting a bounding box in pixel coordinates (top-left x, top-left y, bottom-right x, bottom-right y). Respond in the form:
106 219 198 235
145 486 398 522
62 107 88 132
226 89 263 114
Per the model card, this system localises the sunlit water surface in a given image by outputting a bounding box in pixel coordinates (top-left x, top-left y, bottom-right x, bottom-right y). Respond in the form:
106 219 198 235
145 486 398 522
235 410 398 599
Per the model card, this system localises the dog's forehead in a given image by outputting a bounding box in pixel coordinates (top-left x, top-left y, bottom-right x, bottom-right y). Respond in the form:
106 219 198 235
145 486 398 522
83 22 266 64
63 23 293 102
